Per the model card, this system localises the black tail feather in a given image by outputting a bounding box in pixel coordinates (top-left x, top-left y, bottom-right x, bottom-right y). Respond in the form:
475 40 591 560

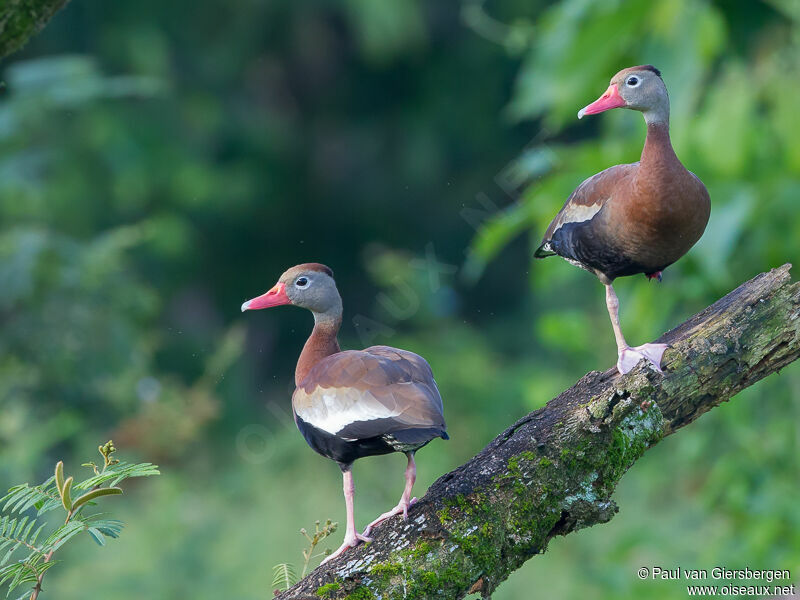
534 241 556 258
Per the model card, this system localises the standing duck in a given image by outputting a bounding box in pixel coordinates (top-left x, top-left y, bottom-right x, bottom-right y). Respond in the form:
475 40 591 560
241 263 447 563
535 65 710 374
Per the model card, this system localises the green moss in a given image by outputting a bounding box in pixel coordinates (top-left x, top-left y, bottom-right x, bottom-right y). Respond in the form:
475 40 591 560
362 550 476 600
595 403 665 492
408 540 434 560
438 505 452 522
499 450 540 492
369 562 402 578
420 571 438 587
408 565 473 599
559 447 580 470
605 429 628 477
316 581 341 597
343 587 374 600
347 397 666 599
442 493 470 511
506 450 537 473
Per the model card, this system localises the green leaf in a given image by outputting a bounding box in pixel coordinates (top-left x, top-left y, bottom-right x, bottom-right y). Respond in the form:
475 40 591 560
86 527 106 547
271 563 297 591
0 559 57 596
85 517 124 540
60 477 73 512
71 487 123 510
0 478 59 516
12 589 36 600
0 516 48 568
73 462 160 490
42 521 84 553
54 461 65 496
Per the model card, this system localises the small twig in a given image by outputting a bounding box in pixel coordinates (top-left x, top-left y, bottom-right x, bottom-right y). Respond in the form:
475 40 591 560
29 508 75 600
0 535 43 556
299 520 337 578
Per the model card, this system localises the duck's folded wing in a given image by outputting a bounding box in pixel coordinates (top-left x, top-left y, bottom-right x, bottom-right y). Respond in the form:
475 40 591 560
536 164 636 257
293 347 446 441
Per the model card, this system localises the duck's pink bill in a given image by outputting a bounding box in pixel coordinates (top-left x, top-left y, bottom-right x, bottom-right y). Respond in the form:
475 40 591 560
578 84 626 119
241 282 291 311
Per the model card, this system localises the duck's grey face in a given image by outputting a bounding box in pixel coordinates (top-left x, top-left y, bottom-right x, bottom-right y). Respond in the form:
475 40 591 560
280 267 340 313
578 65 667 119
241 263 340 315
613 67 668 114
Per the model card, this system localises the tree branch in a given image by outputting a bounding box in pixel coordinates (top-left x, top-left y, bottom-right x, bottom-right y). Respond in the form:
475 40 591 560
0 0 70 60
277 265 800 600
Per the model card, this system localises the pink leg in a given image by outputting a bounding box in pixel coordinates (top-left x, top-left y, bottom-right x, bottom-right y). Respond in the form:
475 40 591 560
363 453 417 537
605 284 668 375
320 469 372 565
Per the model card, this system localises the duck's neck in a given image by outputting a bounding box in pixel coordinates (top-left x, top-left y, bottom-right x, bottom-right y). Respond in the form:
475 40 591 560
295 311 342 387
640 120 680 174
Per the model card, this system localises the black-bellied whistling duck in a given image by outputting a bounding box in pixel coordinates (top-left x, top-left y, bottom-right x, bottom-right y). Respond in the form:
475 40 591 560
241 263 447 563
535 65 710 374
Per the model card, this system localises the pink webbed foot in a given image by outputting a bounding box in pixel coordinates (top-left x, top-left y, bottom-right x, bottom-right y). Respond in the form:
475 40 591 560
617 343 669 375
362 497 418 537
320 530 372 565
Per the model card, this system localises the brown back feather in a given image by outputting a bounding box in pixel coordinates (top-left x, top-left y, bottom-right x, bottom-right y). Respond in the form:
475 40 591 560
293 346 445 435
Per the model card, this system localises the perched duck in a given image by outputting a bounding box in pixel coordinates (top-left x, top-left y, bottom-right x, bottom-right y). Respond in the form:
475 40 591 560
241 263 447 563
535 65 710 374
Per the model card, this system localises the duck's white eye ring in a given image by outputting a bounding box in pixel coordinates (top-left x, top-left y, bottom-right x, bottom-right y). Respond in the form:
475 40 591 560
626 76 641 87
295 276 310 288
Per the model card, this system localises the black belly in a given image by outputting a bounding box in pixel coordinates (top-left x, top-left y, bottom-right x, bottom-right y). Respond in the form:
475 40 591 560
295 415 396 469
550 220 670 281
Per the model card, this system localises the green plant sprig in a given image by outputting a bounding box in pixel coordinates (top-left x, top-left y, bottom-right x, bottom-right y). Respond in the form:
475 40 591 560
271 519 338 592
0 441 159 600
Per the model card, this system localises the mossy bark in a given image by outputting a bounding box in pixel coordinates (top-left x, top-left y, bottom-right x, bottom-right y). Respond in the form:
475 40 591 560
276 265 800 600
0 0 69 60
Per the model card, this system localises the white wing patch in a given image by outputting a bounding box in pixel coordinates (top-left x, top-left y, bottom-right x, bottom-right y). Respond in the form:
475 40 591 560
294 387 401 436
550 200 604 235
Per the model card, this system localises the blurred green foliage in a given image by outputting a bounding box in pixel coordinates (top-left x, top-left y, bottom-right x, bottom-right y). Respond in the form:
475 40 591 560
0 1 797 598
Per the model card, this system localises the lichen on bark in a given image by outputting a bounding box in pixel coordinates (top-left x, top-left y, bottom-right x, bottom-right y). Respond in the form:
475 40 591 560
0 0 70 60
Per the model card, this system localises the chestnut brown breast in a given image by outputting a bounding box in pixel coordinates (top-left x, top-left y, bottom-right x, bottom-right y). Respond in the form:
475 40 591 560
536 124 710 282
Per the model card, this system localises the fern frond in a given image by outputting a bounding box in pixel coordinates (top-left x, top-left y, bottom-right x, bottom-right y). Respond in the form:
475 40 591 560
40 521 85 554
0 516 47 567
1 477 60 516
0 558 57 596
83 516 124 546
0 562 37 595
11 587 37 600
74 462 160 490
272 563 297 591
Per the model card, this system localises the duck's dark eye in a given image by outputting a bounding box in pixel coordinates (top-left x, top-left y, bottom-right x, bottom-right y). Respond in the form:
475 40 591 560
295 277 309 288
626 76 640 86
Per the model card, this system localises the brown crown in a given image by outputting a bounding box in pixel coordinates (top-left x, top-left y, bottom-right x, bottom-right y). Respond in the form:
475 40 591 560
294 263 334 278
